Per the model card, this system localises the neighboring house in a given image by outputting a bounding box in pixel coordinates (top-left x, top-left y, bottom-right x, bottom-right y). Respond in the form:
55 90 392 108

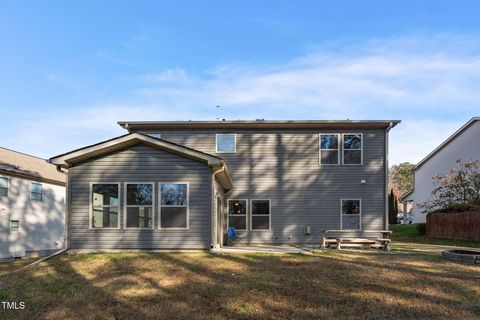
0 147 66 260
400 117 480 223
49 120 399 251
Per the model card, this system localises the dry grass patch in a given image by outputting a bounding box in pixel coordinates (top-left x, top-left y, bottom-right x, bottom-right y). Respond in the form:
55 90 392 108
0 257 40 276
0 246 478 320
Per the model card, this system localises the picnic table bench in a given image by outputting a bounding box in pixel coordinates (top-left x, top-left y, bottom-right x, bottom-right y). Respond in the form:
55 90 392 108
321 230 392 251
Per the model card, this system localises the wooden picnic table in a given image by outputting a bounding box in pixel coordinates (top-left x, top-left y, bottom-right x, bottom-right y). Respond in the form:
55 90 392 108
321 229 392 239
320 230 392 251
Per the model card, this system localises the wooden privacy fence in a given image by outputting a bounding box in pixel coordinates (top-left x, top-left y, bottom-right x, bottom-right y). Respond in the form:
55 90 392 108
427 211 480 241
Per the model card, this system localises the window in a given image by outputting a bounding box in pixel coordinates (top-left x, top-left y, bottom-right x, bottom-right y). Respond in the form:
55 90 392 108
125 183 154 228
10 220 19 232
320 134 340 165
251 199 271 231
31 182 43 201
91 184 119 228
0 177 8 197
160 183 188 229
343 134 362 165
341 199 361 230
216 134 236 153
148 133 162 139
228 199 247 231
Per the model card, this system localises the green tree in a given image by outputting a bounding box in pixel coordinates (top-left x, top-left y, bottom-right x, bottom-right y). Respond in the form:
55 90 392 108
389 162 416 197
388 189 397 224
394 194 399 215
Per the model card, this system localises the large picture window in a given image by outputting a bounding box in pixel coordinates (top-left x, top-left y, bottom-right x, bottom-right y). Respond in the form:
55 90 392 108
125 183 154 229
91 183 119 228
251 199 271 231
320 134 340 165
343 134 362 165
160 183 188 229
216 134 236 153
341 199 361 230
0 177 8 197
228 199 247 231
31 182 43 201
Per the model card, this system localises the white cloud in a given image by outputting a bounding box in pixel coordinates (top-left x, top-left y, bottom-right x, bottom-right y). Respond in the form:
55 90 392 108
4 33 480 165
135 68 191 83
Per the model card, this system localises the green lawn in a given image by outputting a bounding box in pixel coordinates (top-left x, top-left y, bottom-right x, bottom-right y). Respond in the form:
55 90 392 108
390 224 480 248
0 245 479 320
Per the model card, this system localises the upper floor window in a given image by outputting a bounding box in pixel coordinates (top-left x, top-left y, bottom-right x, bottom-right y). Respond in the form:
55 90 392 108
10 220 19 232
320 134 340 165
0 177 8 197
125 183 154 229
31 182 43 201
147 133 162 139
91 183 119 228
341 199 361 230
216 134 236 153
343 134 362 165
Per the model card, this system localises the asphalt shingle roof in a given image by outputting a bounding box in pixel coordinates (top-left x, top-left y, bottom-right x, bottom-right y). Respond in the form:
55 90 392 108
0 147 66 185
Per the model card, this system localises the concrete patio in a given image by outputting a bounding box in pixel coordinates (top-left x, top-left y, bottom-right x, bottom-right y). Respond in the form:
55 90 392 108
211 244 311 254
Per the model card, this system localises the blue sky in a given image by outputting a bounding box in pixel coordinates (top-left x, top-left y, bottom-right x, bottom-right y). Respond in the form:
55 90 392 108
1 1 480 164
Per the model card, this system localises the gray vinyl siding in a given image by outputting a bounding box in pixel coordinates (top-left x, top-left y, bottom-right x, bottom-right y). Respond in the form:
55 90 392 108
68 144 212 250
144 129 387 243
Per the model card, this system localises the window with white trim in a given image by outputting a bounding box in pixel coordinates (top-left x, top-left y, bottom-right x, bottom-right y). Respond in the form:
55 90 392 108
251 199 270 230
10 220 19 232
147 133 162 139
228 199 247 231
160 183 188 229
216 134 236 153
91 184 119 228
320 134 340 165
31 182 43 201
0 177 8 197
343 134 362 165
341 199 361 230
125 183 154 228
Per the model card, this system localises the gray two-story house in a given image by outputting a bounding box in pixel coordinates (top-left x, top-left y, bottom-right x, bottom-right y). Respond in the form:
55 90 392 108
49 120 399 251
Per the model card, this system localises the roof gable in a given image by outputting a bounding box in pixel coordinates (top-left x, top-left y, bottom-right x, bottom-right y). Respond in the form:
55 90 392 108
49 133 223 168
414 117 480 170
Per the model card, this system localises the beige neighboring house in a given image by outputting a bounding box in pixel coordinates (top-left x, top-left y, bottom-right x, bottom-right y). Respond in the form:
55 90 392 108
0 147 66 260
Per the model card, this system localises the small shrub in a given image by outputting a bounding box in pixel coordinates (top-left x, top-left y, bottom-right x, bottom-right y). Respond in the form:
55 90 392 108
416 223 426 236
418 159 480 214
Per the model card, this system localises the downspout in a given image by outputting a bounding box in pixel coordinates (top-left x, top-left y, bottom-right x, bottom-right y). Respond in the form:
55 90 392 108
54 165 69 251
385 122 394 230
211 163 226 249
63 167 70 251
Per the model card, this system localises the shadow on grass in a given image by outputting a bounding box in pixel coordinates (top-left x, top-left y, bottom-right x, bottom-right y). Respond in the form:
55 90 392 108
0 251 479 320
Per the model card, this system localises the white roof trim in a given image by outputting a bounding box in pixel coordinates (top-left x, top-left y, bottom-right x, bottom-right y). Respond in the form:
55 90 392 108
49 133 223 168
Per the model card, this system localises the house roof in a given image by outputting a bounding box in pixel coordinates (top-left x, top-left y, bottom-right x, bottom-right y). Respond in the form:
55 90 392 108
118 119 401 131
399 117 480 203
0 147 66 185
414 117 480 171
49 133 233 190
399 189 413 202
